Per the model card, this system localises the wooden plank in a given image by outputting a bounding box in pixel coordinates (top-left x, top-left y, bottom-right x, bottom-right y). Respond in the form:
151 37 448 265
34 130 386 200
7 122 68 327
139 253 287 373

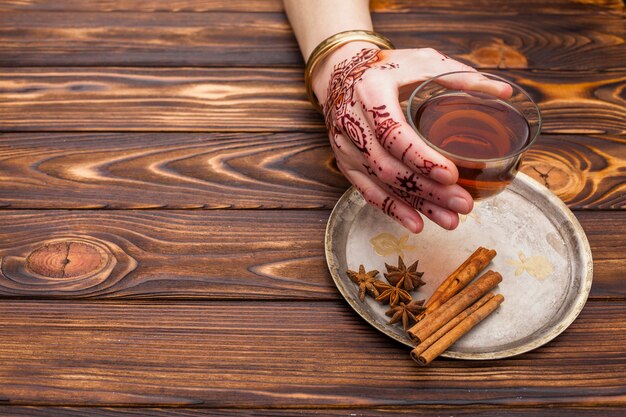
0 132 623 210
0 67 319 132
0 210 622 299
371 0 626 14
0 12 624 69
382 13 626 71
521 134 626 209
508 70 626 136
1 68 624 134
0 12 300 68
0 0 622 14
0 210 332 299
1 406 626 416
0 300 624 407
0 132 348 210
575 211 626 299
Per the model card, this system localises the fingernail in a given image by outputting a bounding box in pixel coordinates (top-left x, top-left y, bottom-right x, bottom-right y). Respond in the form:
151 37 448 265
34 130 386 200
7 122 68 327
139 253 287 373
447 213 459 230
435 212 455 230
448 196 471 214
431 167 455 184
403 217 420 234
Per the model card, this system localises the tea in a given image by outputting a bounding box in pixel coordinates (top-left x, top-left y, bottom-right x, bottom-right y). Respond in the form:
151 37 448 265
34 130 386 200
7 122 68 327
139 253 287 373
414 93 531 199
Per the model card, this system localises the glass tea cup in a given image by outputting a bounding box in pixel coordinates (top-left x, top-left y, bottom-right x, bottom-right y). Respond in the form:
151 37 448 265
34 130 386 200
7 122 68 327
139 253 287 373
406 71 541 200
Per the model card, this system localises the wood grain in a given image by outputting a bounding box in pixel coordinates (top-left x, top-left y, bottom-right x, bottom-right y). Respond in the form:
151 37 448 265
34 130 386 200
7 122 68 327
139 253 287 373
1 68 624 134
0 210 623 299
0 132 347 209
1 132 622 210
0 210 330 299
381 13 626 71
372 0 626 14
1 407 626 416
520 135 626 209
506 70 626 136
575 211 626 299
0 0 622 13
0 0 623 414
1 12 624 69
0 300 624 407
0 67 320 132
0 12 300 68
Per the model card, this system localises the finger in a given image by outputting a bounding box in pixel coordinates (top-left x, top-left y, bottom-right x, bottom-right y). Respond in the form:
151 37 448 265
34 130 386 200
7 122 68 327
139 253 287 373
434 71 513 100
346 160 461 230
329 99 464 206
336 159 425 234
388 171 473 215
358 89 460 185
334 132 462 231
386 184 460 230
390 49 512 100
334 129 473 214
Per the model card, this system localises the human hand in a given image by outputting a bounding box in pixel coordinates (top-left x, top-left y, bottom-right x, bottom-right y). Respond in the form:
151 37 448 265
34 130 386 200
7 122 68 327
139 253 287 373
313 44 512 233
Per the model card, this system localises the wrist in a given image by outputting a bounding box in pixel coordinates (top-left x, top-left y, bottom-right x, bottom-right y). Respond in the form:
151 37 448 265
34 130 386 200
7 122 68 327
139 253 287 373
311 41 381 107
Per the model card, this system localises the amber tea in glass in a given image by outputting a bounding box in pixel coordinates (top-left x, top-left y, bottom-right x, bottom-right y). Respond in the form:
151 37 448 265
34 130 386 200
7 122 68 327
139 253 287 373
407 72 541 199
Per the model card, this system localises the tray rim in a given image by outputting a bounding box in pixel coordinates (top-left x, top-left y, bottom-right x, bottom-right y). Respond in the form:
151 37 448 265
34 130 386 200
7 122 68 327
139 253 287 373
325 172 593 360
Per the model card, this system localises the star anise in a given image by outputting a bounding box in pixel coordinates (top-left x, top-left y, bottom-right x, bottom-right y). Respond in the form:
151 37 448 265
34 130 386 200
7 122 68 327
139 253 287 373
385 300 426 330
384 256 425 292
375 281 412 306
346 265 381 301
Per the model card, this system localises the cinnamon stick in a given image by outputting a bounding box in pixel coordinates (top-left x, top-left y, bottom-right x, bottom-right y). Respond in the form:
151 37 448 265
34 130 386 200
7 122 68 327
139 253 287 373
412 294 504 366
424 247 496 312
407 270 502 344
424 247 483 308
410 292 495 357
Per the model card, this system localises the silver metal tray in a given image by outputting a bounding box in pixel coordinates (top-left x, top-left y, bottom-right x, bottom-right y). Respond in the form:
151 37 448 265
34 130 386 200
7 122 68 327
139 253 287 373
325 173 593 360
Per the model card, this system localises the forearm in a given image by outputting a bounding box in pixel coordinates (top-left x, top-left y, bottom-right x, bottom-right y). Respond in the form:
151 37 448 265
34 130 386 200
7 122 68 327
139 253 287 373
283 0 373 60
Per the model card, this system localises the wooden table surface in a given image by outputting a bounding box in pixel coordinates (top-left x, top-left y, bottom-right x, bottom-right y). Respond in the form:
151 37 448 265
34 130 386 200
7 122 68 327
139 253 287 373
1 0 625 415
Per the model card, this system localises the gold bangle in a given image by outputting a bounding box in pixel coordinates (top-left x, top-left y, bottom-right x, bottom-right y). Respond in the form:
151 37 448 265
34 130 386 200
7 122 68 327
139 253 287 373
304 30 395 113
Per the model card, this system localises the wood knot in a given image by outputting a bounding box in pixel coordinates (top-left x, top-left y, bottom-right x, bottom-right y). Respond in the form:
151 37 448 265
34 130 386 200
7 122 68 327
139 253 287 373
27 241 106 278
0 235 137 296
461 39 528 69
521 153 584 203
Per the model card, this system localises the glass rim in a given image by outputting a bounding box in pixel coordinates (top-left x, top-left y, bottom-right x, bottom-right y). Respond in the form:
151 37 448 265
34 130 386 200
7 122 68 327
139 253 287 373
406 70 543 163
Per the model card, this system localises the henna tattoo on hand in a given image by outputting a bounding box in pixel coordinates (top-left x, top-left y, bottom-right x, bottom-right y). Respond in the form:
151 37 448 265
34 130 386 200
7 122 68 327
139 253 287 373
323 49 397 152
389 186 425 214
396 172 422 194
381 196 395 216
366 103 440 178
324 49 447 222
363 163 376 177
411 195 426 212
414 159 436 175
367 104 401 148
401 143 412 162
341 113 369 154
